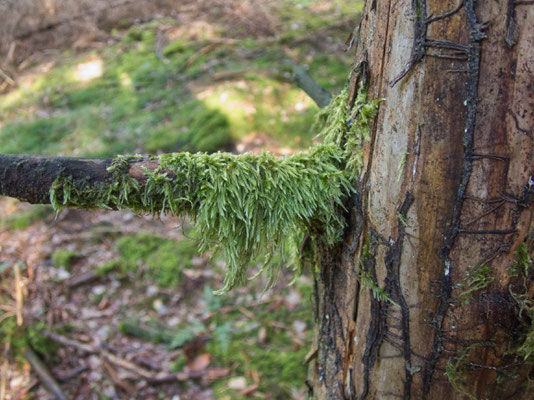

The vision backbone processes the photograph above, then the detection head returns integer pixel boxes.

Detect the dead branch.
[0,154,158,205]
[24,348,68,400]
[43,331,155,379]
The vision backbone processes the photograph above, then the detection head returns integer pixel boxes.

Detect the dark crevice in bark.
[316,242,347,399]
[391,0,472,87]
[505,0,519,47]
[421,0,484,396]
[390,0,428,87]
[383,193,415,400]
[357,231,388,400]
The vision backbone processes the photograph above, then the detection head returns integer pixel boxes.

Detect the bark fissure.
[357,232,388,400]
[383,193,415,400]
[422,0,485,396]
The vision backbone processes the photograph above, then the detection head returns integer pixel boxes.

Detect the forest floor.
[0,1,362,399]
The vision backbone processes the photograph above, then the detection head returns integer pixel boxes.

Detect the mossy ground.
[106,233,199,287]
[0,2,355,158]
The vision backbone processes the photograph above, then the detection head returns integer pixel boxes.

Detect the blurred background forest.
[0,1,362,399]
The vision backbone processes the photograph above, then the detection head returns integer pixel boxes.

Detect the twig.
[0,68,15,86]
[24,348,67,400]
[182,43,221,71]
[3,42,16,67]
[12,379,39,400]
[148,367,229,384]
[292,65,332,108]
[425,1,465,24]
[14,262,23,326]
[43,331,155,379]
[55,365,88,382]
[0,342,9,400]
[103,361,136,395]
[66,271,99,288]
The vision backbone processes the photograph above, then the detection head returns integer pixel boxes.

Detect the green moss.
[51,249,78,269]
[359,268,399,307]
[458,264,494,305]
[96,260,121,276]
[1,317,58,362]
[144,101,233,154]
[508,243,532,278]
[508,242,534,363]
[49,87,379,292]
[207,303,312,397]
[114,233,197,287]
[444,343,492,400]
[171,354,188,372]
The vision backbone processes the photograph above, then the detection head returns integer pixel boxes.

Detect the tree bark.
[0,154,158,205]
[1,2,533,399]
[310,1,533,399]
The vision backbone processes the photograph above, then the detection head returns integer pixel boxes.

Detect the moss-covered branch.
[0,87,381,292]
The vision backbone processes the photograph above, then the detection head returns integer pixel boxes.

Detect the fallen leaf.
[188,353,211,371]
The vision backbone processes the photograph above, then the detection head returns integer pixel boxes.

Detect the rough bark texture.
[310,0,533,399]
[0,154,157,205]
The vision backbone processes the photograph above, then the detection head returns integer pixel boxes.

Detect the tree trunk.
[310,1,533,399]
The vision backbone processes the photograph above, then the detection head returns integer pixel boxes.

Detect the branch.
[0,148,351,292]
[292,65,332,108]
[0,154,156,205]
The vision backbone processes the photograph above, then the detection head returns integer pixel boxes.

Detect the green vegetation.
[207,303,312,398]
[445,342,493,400]
[113,233,198,287]
[508,243,534,363]
[508,243,532,278]
[1,317,57,362]
[51,248,78,269]
[49,88,380,292]
[458,264,494,305]
[0,3,355,158]
[0,3,365,395]
[358,268,399,307]
[0,204,53,230]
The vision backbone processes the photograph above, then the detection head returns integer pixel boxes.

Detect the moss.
[508,243,532,278]
[144,101,233,154]
[458,264,494,305]
[49,86,379,292]
[207,303,313,398]
[114,233,197,287]
[445,342,494,400]
[96,260,121,276]
[508,242,534,363]
[1,317,58,362]
[50,249,78,269]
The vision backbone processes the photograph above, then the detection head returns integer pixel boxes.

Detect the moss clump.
[114,233,197,287]
[51,249,78,269]
[50,87,380,292]
[1,317,58,362]
[508,243,534,363]
[445,342,493,400]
